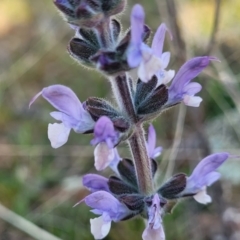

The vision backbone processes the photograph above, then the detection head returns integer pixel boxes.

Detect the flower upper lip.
[29,84,95,148]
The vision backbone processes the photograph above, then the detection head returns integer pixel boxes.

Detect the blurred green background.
[0,0,240,239]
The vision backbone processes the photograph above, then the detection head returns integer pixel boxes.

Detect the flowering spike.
[33,2,230,240]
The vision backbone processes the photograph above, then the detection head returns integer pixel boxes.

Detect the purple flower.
[83,191,131,239]
[91,116,119,148]
[29,85,94,148]
[168,56,218,107]
[142,194,165,240]
[81,186,166,239]
[182,152,229,204]
[128,5,217,108]
[79,152,228,239]
[147,125,162,159]
[79,159,167,239]
[128,4,174,83]
[91,116,120,171]
[83,174,110,193]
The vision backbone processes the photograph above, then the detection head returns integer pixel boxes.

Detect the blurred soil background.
[0,0,240,239]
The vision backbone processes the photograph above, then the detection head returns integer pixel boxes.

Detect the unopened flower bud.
[68,37,98,66]
[68,19,122,67]
[101,0,126,18]
[54,0,126,28]
[90,24,151,75]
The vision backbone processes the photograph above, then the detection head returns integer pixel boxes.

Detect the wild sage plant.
[30,1,229,239]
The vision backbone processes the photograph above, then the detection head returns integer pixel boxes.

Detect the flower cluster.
[127,4,217,108]
[30,1,230,240]
[78,151,229,239]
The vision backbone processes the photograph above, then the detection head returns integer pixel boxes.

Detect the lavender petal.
[91,116,119,148]
[94,143,115,171]
[147,124,157,158]
[184,152,229,196]
[190,152,229,184]
[42,85,83,120]
[147,125,162,159]
[168,57,217,104]
[161,52,171,69]
[108,148,122,173]
[143,194,165,240]
[151,23,169,58]
[84,191,130,221]
[83,174,110,192]
[142,225,165,240]
[183,82,202,96]
[90,216,111,240]
[47,123,71,148]
[50,111,94,133]
[128,4,145,68]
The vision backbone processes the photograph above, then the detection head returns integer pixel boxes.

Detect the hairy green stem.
[110,73,154,195]
[128,126,154,195]
[111,74,137,122]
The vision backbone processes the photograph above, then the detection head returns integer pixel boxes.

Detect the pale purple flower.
[83,191,131,239]
[147,124,162,159]
[91,116,119,148]
[182,152,229,204]
[128,4,174,83]
[81,181,166,239]
[168,56,218,107]
[29,85,94,148]
[128,5,217,108]
[91,116,120,171]
[79,153,229,239]
[142,194,165,240]
[83,174,110,193]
